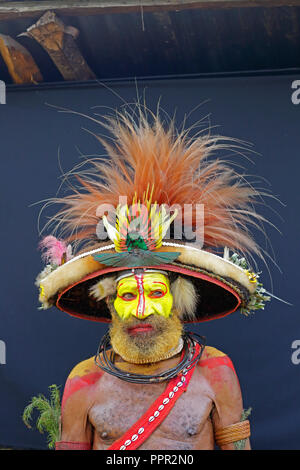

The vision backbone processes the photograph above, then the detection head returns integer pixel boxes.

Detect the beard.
[109,309,183,364]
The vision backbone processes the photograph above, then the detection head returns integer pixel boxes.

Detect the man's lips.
[127,324,154,335]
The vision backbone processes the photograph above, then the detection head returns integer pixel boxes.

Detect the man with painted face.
[36,109,273,450]
[55,267,250,450]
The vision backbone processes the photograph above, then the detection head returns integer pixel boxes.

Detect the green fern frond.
[50,384,61,411]
[23,402,37,429]
[22,384,61,449]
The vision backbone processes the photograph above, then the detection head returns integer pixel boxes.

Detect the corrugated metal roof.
[1,4,300,84]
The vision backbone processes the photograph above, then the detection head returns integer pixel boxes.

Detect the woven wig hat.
[36,108,271,323]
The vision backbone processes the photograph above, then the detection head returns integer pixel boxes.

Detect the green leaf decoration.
[22,384,61,449]
[229,253,271,315]
[234,407,252,450]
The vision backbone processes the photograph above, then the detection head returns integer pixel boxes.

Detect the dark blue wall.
[0,75,299,449]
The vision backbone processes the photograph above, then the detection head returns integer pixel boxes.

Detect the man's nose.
[131,301,154,319]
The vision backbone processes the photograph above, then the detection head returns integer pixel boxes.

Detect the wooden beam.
[20,11,96,81]
[0,33,43,84]
[0,0,300,21]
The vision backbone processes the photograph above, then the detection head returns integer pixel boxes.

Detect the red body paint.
[61,371,103,411]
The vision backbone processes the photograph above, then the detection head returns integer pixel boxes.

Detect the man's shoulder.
[67,356,99,380]
[198,345,237,376]
[197,346,242,405]
[61,356,104,410]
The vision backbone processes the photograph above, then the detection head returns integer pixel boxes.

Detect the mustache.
[113,313,174,331]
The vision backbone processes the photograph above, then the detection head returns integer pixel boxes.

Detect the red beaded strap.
[108,343,200,451]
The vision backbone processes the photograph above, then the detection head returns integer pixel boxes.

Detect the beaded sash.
[107,343,200,450]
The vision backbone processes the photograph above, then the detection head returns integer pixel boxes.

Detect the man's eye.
[149,290,164,298]
[121,292,136,300]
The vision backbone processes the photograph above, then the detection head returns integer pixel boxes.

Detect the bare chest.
[88,370,215,450]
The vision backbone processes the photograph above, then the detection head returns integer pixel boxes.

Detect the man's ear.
[105,294,114,306]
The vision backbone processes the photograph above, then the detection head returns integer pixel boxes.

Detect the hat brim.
[39,242,254,323]
[56,263,244,323]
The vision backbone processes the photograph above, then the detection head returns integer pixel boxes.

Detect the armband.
[55,441,91,450]
[214,420,250,447]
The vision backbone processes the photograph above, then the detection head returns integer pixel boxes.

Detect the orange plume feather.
[44,107,270,259]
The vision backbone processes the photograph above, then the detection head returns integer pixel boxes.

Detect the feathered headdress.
[36,107,272,322]
[46,110,265,256]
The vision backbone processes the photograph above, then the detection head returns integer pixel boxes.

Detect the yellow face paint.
[114,272,173,320]
[39,284,45,300]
